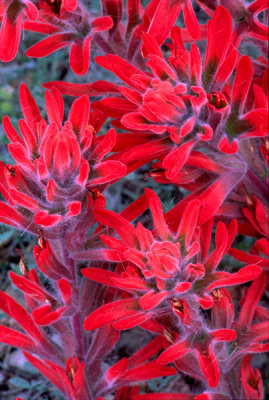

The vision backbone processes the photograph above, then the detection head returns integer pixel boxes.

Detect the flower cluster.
[0,1,268,399]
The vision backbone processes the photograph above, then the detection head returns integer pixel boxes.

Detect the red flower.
[81,189,261,330]
[0,84,126,235]
[24,2,113,75]
[87,6,267,158]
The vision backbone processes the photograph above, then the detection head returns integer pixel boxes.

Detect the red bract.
[81,189,263,388]
[0,0,113,72]
[47,6,268,229]
[0,0,38,62]
[0,83,126,236]
[88,7,268,156]
[0,0,268,399]
[24,2,113,75]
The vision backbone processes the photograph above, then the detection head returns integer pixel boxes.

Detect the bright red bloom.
[87,7,268,157]
[47,6,268,229]
[80,189,263,388]
[0,84,126,236]
[0,0,113,73]
[24,2,113,75]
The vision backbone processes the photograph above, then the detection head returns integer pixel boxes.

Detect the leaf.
[9,377,31,389]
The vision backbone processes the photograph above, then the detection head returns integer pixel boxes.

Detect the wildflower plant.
[0,0,268,399]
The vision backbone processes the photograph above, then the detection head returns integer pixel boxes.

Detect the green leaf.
[9,376,31,389]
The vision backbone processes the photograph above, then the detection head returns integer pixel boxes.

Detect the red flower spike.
[0,84,122,238]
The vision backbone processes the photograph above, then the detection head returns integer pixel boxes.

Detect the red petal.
[19,83,42,134]
[122,360,176,381]
[0,325,36,350]
[91,16,113,32]
[84,298,139,330]
[105,358,128,383]
[91,160,126,184]
[33,304,66,325]
[218,137,238,154]
[139,290,169,310]
[213,49,238,90]
[206,265,262,292]
[113,312,151,330]
[68,95,90,135]
[82,267,119,287]
[92,97,137,119]
[197,345,219,387]
[158,341,189,364]
[210,328,237,342]
[183,0,200,39]
[23,352,69,394]
[10,271,51,302]
[95,54,146,90]
[34,210,64,227]
[66,201,82,218]
[93,208,137,247]
[203,6,232,87]
[143,0,182,45]
[237,272,266,330]
[0,14,22,62]
[2,116,25,147]
[62,0,77,12]
[176,199,200,248]
[231,56,253,113]
[45,89,63,127]
[70,35,92,75]
[25,33,74,57]
[145,188,170,240]
[0,291,45,343]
